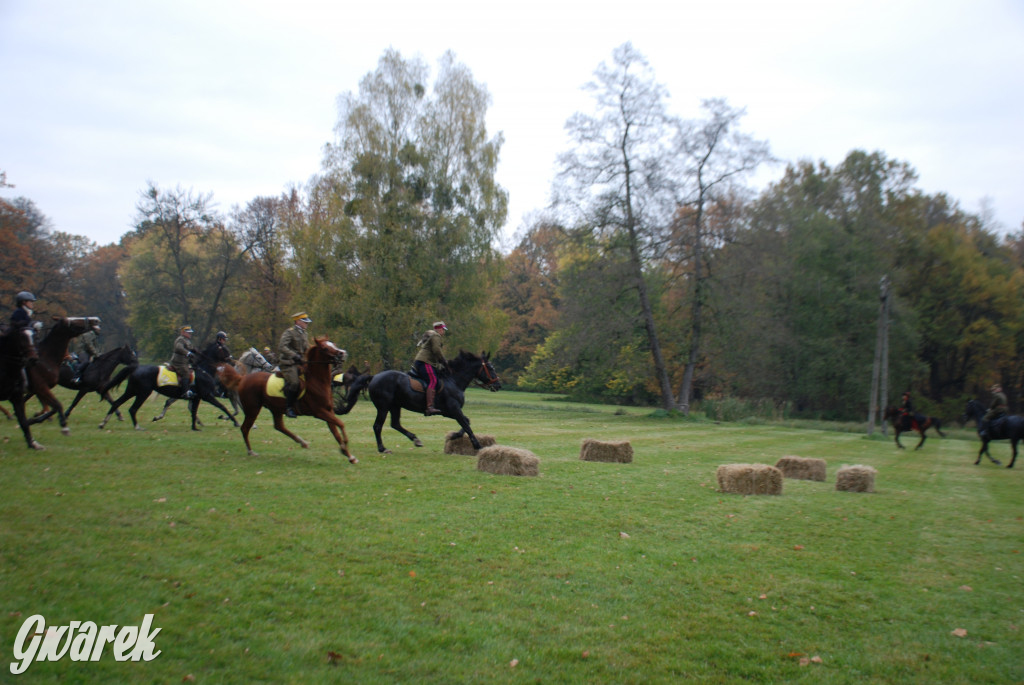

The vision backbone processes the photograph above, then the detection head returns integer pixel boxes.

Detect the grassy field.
[1,387,1021,684]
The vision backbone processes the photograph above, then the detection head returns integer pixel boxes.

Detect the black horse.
[0,325,42,449]
[882,406,946,450]
[963,399,1023,468]
[59,344,138,421]
[339,351,501,454]
[99,363,239,431]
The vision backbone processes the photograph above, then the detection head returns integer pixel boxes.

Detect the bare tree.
[555,42,679,410]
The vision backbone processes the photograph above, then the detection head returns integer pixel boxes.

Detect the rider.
[279,312,311,419]
[10,291,36,330]
[202,331,235,369]
[70,328,100,383]
[898,391,915,431]
[413,321,448,416]
[980,383,1008,439]
[169,326,196,399]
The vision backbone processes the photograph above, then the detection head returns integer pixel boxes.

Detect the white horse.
[236,347,276,375]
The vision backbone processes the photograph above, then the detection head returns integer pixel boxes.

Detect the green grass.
[1,388,1022,684]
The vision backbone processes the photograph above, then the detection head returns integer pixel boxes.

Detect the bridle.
[473,360,501,390]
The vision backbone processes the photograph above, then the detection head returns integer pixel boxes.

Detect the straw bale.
[476,445,540,477]
[716,463,783,495]
[579,438,633,463]
[774,455,827,482]
[444,431,496,456]
[835,464,877,493]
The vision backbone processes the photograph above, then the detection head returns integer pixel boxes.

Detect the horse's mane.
[216,362,242,392]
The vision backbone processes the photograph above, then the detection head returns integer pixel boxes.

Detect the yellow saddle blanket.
[157,365,192,388]
[266,373,305,399]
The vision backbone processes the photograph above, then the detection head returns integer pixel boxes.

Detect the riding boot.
[425,387,442,416]
[285,389,299,418]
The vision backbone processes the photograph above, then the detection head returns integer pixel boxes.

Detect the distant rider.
[279,312,311,418]
[413,321,448,416]
[980,383,1007,439]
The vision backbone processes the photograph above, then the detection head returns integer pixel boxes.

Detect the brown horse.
[883,406,946,450]
[0,325,42,449]
[25,316,102,434]
[218,336,357,463]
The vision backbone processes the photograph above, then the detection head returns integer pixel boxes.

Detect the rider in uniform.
[169,326,196,399]
[279,312,311,418]
[413,321,448,416]
[980,383,1008,439]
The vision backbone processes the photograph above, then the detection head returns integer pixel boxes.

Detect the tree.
[307,49,507,368]
[670,99,773,413]
[122,183,253,356]
[554,42,678,410]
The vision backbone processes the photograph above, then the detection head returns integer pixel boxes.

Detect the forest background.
[3,45,1022,423]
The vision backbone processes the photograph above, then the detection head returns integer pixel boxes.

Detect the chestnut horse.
[218,336,357,463]
[882,406,945,450]
[0,325,41,449]
[25,316,102,434]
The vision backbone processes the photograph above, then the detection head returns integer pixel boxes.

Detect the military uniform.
[278,313,311,417]
[413,321,448,415]
[169,327,195,397]
[981,385,1008,438]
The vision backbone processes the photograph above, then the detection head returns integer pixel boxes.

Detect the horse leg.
[271,410,309,449]
[1007,440,1018,469]
[151,397,175,422]
[64,390,87,418]
[387,406,422,448]
[99,389,131,429]
[444,405,481,450]
[894,428,904,449]
[312,408,358,464]
[240,404,261,456]
[373,406,390,454]
[201,397,240,428]
[30,387,69,435]
[976,439,1002,466]
[99,390,125,421]
[915,430,926,450]
[11,397,44,450]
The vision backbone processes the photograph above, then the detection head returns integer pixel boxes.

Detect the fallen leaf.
[951,628,968,638]
[810,655,823,664]
[327,651,343,665]
[619,532,630,538]
[510,658,519,668]
[793,545,804,551]
[959,585,973,592]
[799,657,810,666]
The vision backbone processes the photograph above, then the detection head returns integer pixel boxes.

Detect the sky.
[2,0,1023,248]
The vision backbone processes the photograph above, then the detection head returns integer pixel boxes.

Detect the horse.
[0,325,42,449]
[98,363,239,431]
[216,336,357,463]
[882,406,946,450]
[962,399,1024,468]
[58,344,138,421]
[332,363,372,415]
[149,345,245,424]
[24,316,102,434]
[338,350,501,454]
[237,347,275,375]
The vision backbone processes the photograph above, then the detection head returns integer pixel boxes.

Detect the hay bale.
[476,445,539,477]
[579,438,633,463]
[716,463,783,496]
[774,455,826,482]
[444,431,496,456]
[835,464,877,493]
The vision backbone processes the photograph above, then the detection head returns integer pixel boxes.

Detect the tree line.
[3,46,1021,422]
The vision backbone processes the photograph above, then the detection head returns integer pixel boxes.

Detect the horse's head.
[963,399,983,423]
[474,351,502,392]
[118,344,139,367]
[311,337,348,364]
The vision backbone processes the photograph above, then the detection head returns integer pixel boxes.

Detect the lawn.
[1,387,1021,684]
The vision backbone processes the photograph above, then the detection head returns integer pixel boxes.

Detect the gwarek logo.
[9,614,161,675]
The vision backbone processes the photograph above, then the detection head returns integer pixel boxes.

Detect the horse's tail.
[102,365,133,393]
[336,373,373,415]
[216,363,242,392]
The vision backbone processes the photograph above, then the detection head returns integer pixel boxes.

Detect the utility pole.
[868,275,891,435]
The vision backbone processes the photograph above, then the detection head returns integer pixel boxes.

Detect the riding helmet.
[16,291,36,304]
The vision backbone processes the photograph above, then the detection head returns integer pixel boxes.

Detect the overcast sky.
[2,0,1022,248]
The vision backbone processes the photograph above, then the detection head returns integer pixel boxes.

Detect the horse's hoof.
[30,441,44,451]
[413,438,423,447]
[61,428,70,436]
[192,427,202,432]
[135,426,144,431]
[300,440,310,449]
[347,454,359,464]
[993,460,1002,465]
[248,450,259,457]
[379,448,392,455]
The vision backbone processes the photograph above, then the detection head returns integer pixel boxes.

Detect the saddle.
[157,365,193,388]
[407,367,445,394]
[266,373,305,399]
